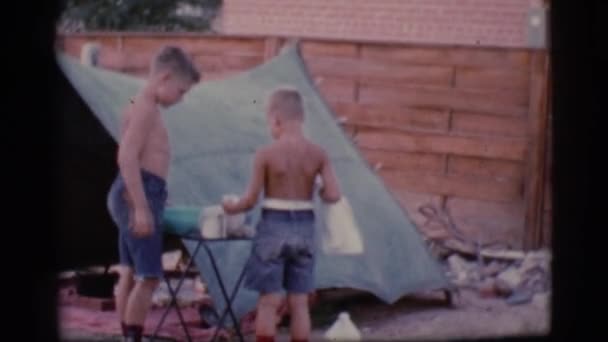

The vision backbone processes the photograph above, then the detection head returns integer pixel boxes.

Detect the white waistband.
[262,198,314,210]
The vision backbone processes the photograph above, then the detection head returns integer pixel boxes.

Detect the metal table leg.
[210,265,248,342]
[202,242,247,342]
[151,241,203,342]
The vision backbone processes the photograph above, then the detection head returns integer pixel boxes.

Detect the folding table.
[151,231,250,342]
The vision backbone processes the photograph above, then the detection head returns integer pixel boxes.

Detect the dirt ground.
[279,288,549,341]
[61,286,549,341]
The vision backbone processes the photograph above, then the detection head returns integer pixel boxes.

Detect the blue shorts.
[245,209,316,294]
[106,169,168,279]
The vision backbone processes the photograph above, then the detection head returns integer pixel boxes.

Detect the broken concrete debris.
[444,248,551,304]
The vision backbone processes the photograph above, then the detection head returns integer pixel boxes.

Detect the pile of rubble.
[418,203,551,309]
[151,249,211,308]
[150,276,211,309]
[442,246,551,309]
[57,250,212,310]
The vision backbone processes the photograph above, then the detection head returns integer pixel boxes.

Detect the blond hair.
[151,45,200,82]
[266,86,304,121]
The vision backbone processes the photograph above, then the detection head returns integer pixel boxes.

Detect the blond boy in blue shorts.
[223,87,341,342]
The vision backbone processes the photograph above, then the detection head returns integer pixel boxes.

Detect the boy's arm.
[319,150,341,203]
[222,149,266,214]
[117,107,153,235]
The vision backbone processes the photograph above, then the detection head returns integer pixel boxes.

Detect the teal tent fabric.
[56,45,449,324]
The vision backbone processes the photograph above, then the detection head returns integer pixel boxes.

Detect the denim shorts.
[244,209,316,294]
[106,169,168,279]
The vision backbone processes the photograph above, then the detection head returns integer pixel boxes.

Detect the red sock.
[256,335,275,342]
[120,322,128,337]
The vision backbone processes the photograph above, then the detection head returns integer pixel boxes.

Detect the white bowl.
[199,205,225,239]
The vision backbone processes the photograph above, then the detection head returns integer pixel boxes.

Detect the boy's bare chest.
[144,118,170,153]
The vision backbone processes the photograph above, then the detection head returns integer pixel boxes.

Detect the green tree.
[59,0,222,32]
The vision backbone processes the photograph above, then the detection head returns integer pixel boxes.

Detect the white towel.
[321,197,364,255]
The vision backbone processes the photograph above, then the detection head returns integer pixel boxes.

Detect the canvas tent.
[56,45,450,323]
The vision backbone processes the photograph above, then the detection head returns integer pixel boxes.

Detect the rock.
[162,250,183,271]
[505,287,534,305]
[521,269,547,292]
[529,248,552,262]
[425,227,451,240]
[448,254,470,272]
[152,291,171,307]
[520,250,551,275]
[477,278,498,298]
[448,254,474,286]
[177,297,191,308]
[429,241,451,259]
[194,276,206,293]
[182,278,194,288]
[495,279,513,296]
[481,260,506,277]
[467,269,482,284]
[443,238,477,256]
[480,249,526,261]
[496,267,524,290]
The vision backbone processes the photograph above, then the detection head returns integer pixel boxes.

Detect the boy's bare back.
[262,136,326,200]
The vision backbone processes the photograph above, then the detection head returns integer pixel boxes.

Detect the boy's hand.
[131,206,154,238]
[221,197,239,214]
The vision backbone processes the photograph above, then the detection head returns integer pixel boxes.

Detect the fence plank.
[193,54,264,72]
[523,51,550,250]
[447,155,525,182]
[359,83,528,116]
[356,128,528,161]
[455,66,530,91]
[331,102,450,133]
[316,78,357,102]
[380,170,522,202]
[444,196,526,248]
[451,111,528,137]
[300,41,359,57]
[361,45,531,69]
[360,149,445,173]
[120,36,266,56]
[306,57,453,85]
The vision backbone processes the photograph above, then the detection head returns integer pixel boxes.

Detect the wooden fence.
[56,32,551,250]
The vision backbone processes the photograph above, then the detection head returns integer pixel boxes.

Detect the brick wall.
[56,33,550,249]
[221,0,546,49]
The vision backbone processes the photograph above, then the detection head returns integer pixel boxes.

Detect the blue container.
[162,206,200,235]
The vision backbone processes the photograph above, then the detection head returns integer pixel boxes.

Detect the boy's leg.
[122,247,162,342]
[108,183,137,337]
[283,224,315,342]
[287,294,311,342]
[125,176,167,340]
[115,265,135,334]
[256,293,283,339]
[124,277,160,325]
[121,206,164,340]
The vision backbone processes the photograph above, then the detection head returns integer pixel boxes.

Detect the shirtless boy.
[106,46,199,342]
[222,86,341,342]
